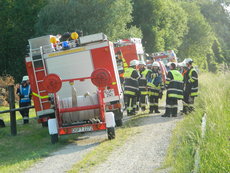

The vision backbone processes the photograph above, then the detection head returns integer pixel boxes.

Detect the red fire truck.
[114,38,144,65]
[26,33,124,143]
[152,50,177,65]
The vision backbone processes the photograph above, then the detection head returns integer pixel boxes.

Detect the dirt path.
[91,114,181,173]
[24,107,182,173]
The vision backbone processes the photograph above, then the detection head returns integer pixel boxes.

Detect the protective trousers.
[19,102,30,124]
[183,91,195,114]
[149,96,159,113]
[124,94,137,116]
[165,97,178,117]
[139,94,147,111]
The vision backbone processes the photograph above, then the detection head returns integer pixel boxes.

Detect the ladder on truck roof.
[30,47,49,114]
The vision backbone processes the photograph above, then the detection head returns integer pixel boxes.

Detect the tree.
[35,0,141,41]
[199,0,230,64]
[177,2,216,70]
[0,0,47,82]
[132,0,188,53]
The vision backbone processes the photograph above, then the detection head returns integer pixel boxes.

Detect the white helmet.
[184,58,193,64]
[152,61,160,67]
[178,62,186,67]
[22,76,29,82]
[130,60,139,66]
[139,60,146,65]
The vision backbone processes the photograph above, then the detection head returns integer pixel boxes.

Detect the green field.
[164,72,230,173]
[0,107,78,173]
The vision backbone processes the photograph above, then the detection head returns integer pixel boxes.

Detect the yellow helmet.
[71,32,79,40]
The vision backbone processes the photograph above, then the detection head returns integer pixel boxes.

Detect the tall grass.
[164,72,230,172]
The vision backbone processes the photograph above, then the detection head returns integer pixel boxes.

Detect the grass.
[0,103,150,173]
[0,106,78,173]
[163,72,230,173]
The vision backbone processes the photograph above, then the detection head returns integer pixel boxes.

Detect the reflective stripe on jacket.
[139,69,151,95]
[124,67,139,96]
[147,71,162,97]
[166,70,184,99]
[188,68,198,97]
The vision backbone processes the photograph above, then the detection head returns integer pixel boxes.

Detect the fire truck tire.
[51,134,59,144]
[42,122,48,127]
[107,127,115,140]
[112,109,123,127]
[115,119,123,127]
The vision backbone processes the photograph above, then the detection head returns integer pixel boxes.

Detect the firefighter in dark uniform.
[147,62,163,114]
[183,58,198,114]
[138,60,151,111]
[17,76,32,124]
[162,62,184,117]
[124,60,140,116]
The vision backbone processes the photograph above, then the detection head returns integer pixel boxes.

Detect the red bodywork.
[25,40,122,134]
[114,44,139,65]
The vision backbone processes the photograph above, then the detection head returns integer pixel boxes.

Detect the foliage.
[35,0,142,41]
[132,0,188,53]
[1,0,230,81]
[0,0,47,82]
[177,2,216,70]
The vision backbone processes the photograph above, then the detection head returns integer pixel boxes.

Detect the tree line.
[0,0,230,82]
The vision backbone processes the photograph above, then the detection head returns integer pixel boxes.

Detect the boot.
[141,106,146,111]
[154,107,160,113]
[23,119,29,124]
[161,114,170,117]
[149,106,154,114]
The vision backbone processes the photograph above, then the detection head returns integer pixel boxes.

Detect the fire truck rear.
[25,33,124,143]
[114,38,144,65]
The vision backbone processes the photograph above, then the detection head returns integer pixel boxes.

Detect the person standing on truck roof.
[162,62,184,117]
[182,58,198,114]
[124,60,140,116]
[147,62,163,114]
[138,60,152,111]
[17,76,32,124]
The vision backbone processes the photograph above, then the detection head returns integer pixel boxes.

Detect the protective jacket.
[17,84,32,103]
[166,70,184,99]
[184,67,198,97]
[124,67,139,96]
[138,68,151,95]
[147,69,162,97]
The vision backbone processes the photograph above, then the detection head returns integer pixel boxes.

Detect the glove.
[19,94,24,98]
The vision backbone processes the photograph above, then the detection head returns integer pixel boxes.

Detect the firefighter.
[116,51,128,85]
[17,76,32,124]
[162,62,184,117]
[178,60,188,76]
[147,62,162,114]
[138,60,152,111]
[124,60,140,116]
[182,58,198,114]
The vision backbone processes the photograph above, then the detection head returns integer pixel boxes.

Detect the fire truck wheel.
[42,122,48,127]
[51,134,59,144]
[115,119,123,127]
[107,127,115,140]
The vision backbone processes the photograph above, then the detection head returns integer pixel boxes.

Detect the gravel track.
[91,114,182,173]
[24,109,182,173]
